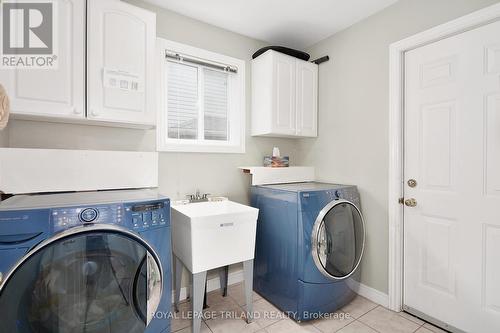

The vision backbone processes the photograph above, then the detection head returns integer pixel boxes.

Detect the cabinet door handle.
[73,107,82,115]
[91,109,99,117]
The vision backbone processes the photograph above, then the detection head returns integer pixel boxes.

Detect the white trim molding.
[357,283,390,308]
[388,3,500,312]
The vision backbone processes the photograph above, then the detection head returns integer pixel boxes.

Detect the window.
[157,39,246,153]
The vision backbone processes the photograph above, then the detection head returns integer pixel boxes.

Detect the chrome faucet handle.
[202,193,211,199]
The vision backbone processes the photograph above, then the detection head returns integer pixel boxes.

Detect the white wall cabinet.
[252,50,318,137]
[1,0,156,128]
[0,0,85,120]
[87,0,156,127]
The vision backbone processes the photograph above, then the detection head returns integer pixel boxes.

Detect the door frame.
[387,3,500,312]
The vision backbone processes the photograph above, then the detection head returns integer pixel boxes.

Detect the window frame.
[157,39,246,153]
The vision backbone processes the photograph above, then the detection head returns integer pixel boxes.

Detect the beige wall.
[300,0,499,294]
[7,120,156,151]
[0,126,8,147]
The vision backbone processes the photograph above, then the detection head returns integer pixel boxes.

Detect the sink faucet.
[187,190,210,203]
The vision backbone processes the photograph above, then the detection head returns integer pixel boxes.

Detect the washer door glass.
[0,230,162,333]
[312,201,365,279]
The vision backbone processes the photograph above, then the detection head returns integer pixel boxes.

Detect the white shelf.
[0,148,158,194]
[239,166,315,185]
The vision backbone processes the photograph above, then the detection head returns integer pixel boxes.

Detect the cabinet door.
[0,0,85,119]
[296,60,318,137]
[271,53,296,135]
[87,0,156,126]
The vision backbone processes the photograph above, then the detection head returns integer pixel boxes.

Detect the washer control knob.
[334,190,341,199]
[80,208,98,223]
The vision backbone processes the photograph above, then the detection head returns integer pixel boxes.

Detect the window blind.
[167,62,199,140]
[203,68,228,141]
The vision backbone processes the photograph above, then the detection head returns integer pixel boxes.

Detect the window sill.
[157,142,245,154]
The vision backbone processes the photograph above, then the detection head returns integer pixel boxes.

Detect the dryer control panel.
[50,199,170,233]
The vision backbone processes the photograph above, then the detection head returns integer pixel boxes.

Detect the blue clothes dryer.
[251,182,365,321]
[0,189,172,333]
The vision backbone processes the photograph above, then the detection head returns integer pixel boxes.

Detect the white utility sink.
[171,198,259,274]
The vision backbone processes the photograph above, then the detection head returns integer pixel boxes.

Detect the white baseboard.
[171,269,245,303]
[171,269,389,309]
[357,283,390,308]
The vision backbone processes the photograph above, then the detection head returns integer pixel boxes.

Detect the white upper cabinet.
[87,0,156,127]
[1,0,156,128]
[0,0,85,119]
[252,50,318,138]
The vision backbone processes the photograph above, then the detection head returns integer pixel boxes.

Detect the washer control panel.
[50,199,170,232]
[127,202,168,230]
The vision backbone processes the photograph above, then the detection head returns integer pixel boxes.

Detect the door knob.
[404,198,417,207]
[407,179,417,188]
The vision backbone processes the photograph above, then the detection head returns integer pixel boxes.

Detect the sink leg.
[219,265,229,297]
[187,274,191,301]
[203,279,208,309]
[243,259,254,323]
[174,256,183,312]
[191,271,207,333]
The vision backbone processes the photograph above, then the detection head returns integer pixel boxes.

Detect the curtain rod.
[165,51,238,74]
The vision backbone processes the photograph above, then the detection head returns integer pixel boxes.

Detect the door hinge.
[398,197,404,204]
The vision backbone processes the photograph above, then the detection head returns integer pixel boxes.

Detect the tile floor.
[171,283,448,333]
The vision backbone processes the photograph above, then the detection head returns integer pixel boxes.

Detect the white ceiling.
[144,0,398,49]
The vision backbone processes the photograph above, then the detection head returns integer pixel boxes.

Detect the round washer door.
[311,200,365,280]
[0,224,162,333]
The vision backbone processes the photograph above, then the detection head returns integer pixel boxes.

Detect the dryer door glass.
[0,230,162,333]
[312,201,365,279]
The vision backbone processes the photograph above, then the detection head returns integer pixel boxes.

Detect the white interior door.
[404,19,500,333]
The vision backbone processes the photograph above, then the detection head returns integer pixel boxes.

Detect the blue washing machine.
[0,189,172,333]
[251,182,365,321]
